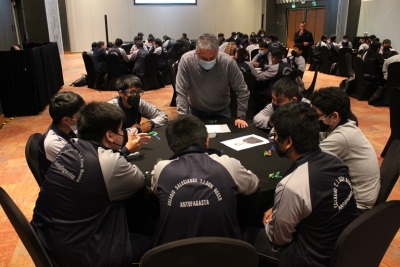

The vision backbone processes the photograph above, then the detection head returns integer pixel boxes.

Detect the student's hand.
[125,132,151,153]
[235,119,248,128]
[303,42,309,46]
[251,61,260,67]
[263,208,273,226]
[140,121,152,132]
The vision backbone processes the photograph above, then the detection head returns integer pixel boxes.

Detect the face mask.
[343,40,348,43]
[291,50,297,57]
[199,59,216,70]
[127,95,140,109]
[272,103,280,111]
[69,125,78,133]
[273,139,287,158]
[318,119,332,132]
[259,51,265,56]
[112,132,124,149]
[260,34,264,37]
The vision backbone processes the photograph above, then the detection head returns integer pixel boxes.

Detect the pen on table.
[153,135,160,140]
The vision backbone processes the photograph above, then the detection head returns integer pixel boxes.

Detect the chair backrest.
[82,52,97,89]
[345,52,354,77]
[25,133,45,187]
[383,62,400,106]
[250,49,259,61]
[121,43,133,55]
[375,140,400,206]
[168,58,177,107]
[242,72,256,118]
[142,53,160,91]
[105,53,123,90]
[139,237,259,267]
[336,48,352,77]
[389,87,400,133]
[329,201,400,267]
[319,46,332,74]
[303,61,320,99]
[166,50,176,61]
[0,187,53,267]
[350,57,366,98]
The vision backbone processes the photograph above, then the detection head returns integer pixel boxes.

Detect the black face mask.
[272,103,280,111]
[318,119,331,132]
[273,139,287,158]
[127,95,140,109]
[291,50,297,57]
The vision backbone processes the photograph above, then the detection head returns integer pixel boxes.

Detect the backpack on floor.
[70,74,87,87]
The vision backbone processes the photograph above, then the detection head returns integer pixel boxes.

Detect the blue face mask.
[259,51,265,56]
[199,59,216,70]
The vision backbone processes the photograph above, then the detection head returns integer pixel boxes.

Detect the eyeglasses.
[123,89,144,97]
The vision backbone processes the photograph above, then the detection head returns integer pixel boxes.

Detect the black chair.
[329,201,400,267]
[105,53,123,90]
[25,133,45,187]
[345,52,355,77]
[230,72,256,118]
[139,237,259,267]
[172,43,184,61]
[141,53,160,91]
[122,43,133,55]
[375,140,400,206]
[381,87,400,157]
[336,48,352,77]
[162,51,176,86]
[319,46,333,74]
[349,57,380,100]
[250,49,259,61]
[0,187,53,267]
[168,59,177,107]
[381,62,400,106]
[303,61,321,99]
[82,51,100,89]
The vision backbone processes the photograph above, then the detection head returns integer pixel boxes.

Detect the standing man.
[176,33,249,128]
[294,21,314,63]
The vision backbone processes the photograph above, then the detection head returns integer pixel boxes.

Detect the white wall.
[357,0,400,49]
[66,0,263,52]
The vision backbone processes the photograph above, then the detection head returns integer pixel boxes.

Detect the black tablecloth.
[131,118,291,191]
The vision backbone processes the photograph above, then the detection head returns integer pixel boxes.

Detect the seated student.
[254,50,292,112]
[86,42,98,57]
[362,41,384,81]
[383,51,400,80]
[226,31,237,43]
[310,87,380,213]
[283,43,305,72]
[147,37,155,54]
[108,74,167,137]
[92,41,107,75]
[327,34,340,62]
[358,36,369,57]
[246,102,358,267]
[315,35,328,51]
[217,33,225,46]
[153,38,168,70]
[380,39,395,60]
[32,102,151,266]
[235,48,261,80]
[151,115,259,247]
[241,34,250,49]
[108,38,130,74]
[131,42,149,76]
[254,77,309,129]
[38,92,85,178]
[246,37,259,57]
[129,36,144,59]
[266,33,284,53]
[339,34,353,49]
[251,42,271,69]
[223,42,238,58]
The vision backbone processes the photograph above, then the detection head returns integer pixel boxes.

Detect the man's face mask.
[127,94,140,108]
[199,59,216,70]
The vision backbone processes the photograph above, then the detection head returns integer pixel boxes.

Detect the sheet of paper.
[221,134,270,151]
[205,124,231,133]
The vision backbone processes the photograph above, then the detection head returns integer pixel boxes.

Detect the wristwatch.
[237,115,246,120]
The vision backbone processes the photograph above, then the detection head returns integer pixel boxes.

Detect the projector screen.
[134,0,196,4]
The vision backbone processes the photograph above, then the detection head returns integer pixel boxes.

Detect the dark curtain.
[0,42,64,117]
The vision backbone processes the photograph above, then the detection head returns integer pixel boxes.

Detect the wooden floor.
[0,53,398,266]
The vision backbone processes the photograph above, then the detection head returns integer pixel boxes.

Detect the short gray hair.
[196,33,219,53]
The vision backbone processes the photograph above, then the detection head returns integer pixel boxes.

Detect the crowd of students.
[30,31,382,267]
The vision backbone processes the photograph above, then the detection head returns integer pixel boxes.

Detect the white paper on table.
[205,124,231,133]
[221,134,270,151]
